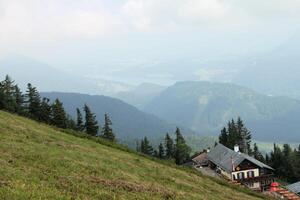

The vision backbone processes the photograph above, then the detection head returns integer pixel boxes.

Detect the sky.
[1,0,300,85]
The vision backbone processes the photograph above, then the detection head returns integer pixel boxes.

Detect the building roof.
[207,143,273,173]
[192,152,208,164]
[286,182,300,194]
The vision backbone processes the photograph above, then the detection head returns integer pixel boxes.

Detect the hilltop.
[0,111,269,199]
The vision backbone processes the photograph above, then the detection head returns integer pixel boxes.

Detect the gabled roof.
[286,182,300,194]
[207,143,273,173]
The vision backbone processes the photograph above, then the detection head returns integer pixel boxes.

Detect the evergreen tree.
[40,98,52,124]
[236,117,252,154]
[253,143,264,162]
[140,137,153,155]
[0,75,16,112]
[294,145,300,180]
[76,108,84,131]
[270,144,285,179]
[220,117,252,155]
[51,99,67,128]
[0,81,4,110]
[174,128,191,165]
[14,85,25,114]
[164,133,174,159]
[102,113,115,142]
[84,104,99,136]
[282,144,296,182]
[25,83,41,120]
[227,119,238,149]
[158,143,165,159]
[265,153,270,165]
[219,127,228,146]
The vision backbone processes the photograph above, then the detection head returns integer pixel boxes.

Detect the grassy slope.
[0,111,270,200]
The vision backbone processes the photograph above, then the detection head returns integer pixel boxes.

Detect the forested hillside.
[41,92,191,139]
[144,81,300,141]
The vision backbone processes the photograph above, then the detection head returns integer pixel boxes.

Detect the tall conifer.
[76,108,84,131]
[174,128,191,165]
[102,113,115,141]
[84,104,99,136]
[164,133,174,159]
[51,99,67,128]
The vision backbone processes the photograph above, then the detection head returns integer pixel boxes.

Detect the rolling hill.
[41,92,191,141]
[0,111,269,199]
[144,81,300,142]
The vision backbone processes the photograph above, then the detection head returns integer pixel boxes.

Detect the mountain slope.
[0,111,267,199]
[41,92,188,140]
[113,83,166,109]
[144,81,300,142]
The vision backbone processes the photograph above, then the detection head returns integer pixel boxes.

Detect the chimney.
[234,145,239,153]
[206,148,210,153]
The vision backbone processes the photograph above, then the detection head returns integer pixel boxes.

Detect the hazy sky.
[1,0,300,84]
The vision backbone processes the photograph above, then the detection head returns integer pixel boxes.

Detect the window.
[247,171,254,178]
[232,174,236,180]
[247,182,254,187]
[237,172,244,180]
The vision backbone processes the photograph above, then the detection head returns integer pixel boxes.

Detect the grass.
[0,111,272,200]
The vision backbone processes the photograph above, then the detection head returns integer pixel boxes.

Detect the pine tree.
[158,143,165,159]
[219,127,228,146]
[0,81,5,110]
[40,98,52,124]
[102,113,115,142]
[174,128,191,165]
[164,133,174,159]
[84,104,99,136]
[140,137,153,156]
[76,108,84,131]
[51,99,67,128]
[236,117,252,154]
[25,83,41,120]
[14,85,25,114]
[221,117,252,155]
[294,145,300,180]
[227,119,238,149]
[253,143,264,162]
[270,144,285,179]
[282,144,295,182]
[0,75,16,112]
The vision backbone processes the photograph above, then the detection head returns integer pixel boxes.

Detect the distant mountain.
[0,55,133,95]
[113,83,166,109]
[233,35,300,99]
[144,81,300,142]
[41,92,190,140]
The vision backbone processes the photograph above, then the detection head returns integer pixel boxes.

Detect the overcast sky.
[1,0,300,84]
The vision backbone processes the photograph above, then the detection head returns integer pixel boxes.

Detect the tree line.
[0,75,115,141]
[266,144,300,183]
[219,117,300,183]
[137,127,191,165]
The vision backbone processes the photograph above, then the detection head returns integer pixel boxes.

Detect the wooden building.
[207,143,274,191]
